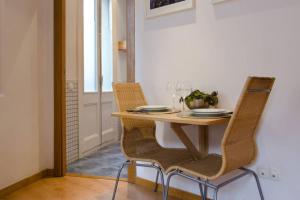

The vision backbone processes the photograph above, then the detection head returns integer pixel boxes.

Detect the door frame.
[54,0,67,177]
[53,0,136,179]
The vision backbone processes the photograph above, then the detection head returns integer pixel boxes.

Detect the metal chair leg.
[199,183,204,199]
[198,178,205,198]
[213,189,219,200]
[158,167,166,199]
[154,170,160,192]
[252,171,265,200]
[203,184,208,200]
[112,161,129,200]
[241,168,264,200]
[164,171,178,200]
[131,163,165,199]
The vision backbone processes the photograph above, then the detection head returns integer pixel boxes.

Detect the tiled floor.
[67,142,128,178]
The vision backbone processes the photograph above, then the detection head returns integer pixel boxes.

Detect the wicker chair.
[112,83,194,200]
[164,77,275,200]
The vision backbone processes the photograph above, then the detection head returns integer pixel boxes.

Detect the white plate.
[137,105,169,111]
[191,108,228,114]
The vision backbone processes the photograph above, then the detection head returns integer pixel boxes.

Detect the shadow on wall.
[144,8,196,31]
[158,122,225,154]
[213,0,300,19]
[0,0,38,74]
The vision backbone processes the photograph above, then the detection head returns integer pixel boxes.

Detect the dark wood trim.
[125,0,137,182]
[0,169,54,197]
[54,0,67,177]
[126,0,135,82]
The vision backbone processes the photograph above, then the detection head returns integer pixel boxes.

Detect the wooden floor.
[1,176,178,200]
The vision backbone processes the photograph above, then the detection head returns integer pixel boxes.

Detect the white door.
[101,92,117,143]
[78,0,117,157]
[78,0,101,157]
[101,0,117,143]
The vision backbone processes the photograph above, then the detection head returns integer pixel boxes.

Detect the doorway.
[64,0,127,178]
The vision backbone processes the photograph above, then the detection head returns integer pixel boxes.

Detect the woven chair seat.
[166,154,222,180]
[123,135,195,171]
[126,142,195,171]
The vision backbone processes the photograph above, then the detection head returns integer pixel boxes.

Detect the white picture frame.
[146,0,195,18]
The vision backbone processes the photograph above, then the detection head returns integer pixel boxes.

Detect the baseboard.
[135,177,207,200]
[0,169,54,197]
[66,173,127,182]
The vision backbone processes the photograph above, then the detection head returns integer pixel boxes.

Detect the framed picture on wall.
[146,0,195,18]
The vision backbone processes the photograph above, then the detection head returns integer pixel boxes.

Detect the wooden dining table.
[112,111,230,160]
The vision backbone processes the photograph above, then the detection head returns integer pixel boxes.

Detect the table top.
[112,112,230,126]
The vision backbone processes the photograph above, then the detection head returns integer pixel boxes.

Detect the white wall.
[66,0,79,81]
[136,0,300,199]
[0,0,54,189]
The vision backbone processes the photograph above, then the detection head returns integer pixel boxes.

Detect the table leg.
[198,126,209,158]
[128,161,136,183]
[171,123,202,160]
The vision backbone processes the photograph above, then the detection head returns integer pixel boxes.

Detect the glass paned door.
[79,0,117,156]
[101,0,113,92]
[79,0,101,156]
[84,0,98,93]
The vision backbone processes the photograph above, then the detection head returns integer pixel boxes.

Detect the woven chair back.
[113,83,155,130]
[220,77,275,175]
[113,83,157,157]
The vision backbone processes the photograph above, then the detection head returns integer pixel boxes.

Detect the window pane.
[84,0,98,92]
[101,0,113,92]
